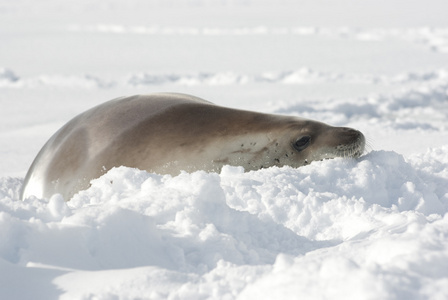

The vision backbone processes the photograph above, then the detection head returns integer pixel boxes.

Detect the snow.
[1,0,448,299]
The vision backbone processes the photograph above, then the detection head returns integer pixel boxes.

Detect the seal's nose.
[340,127,362,137]
[334,127,365,154]
[339,128,364,141]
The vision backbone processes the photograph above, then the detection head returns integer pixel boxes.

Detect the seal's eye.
[293,136,311,152]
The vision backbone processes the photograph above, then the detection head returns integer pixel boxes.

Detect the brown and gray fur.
[21,93,365,201]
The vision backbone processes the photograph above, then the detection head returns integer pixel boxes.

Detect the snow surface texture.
[1,0,448,299]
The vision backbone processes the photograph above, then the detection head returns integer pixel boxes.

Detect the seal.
[21,93,365,201]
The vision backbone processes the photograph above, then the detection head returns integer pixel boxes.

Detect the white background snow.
[1,0,448,299]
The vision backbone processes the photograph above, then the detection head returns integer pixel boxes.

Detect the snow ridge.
[69,25,448,53]
[273,79,448,129]
[2,67,447,88]
[0,68,113,89]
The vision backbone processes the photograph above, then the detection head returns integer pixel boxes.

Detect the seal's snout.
[332,127,365,158]
[348,128,365,157]
[341,127,362,137]
[339,127,365,143]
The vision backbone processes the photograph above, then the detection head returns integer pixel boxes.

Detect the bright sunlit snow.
[1,0,447,299]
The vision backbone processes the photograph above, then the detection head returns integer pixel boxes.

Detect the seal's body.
[21,93,365,201]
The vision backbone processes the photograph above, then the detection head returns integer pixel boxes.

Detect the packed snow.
[1,0,447,299]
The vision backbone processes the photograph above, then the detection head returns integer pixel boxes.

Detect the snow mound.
[1,148,447,298]
[0,68,19,85]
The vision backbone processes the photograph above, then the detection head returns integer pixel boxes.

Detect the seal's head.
[181,111,365,172]
[282,121,365,167]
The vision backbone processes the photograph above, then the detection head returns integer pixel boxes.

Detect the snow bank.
[1,147,447,299]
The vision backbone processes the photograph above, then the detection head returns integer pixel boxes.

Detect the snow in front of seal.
[1,0,448,299]
[1,150,448,299]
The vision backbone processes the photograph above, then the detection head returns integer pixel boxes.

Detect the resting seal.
[21,93,365,201]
